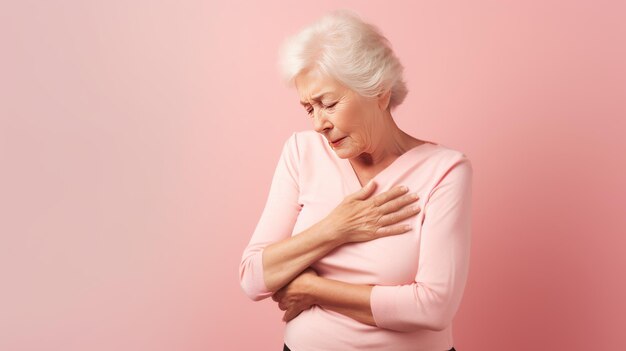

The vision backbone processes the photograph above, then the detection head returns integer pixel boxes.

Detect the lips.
[331,137,345,143]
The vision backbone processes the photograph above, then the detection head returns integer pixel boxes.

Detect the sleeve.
[369,155,473,332]
[238,132,302,301]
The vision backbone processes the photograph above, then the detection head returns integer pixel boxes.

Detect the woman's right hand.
[322,180,421,244]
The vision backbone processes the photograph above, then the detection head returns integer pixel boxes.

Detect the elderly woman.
[239,9,471,351]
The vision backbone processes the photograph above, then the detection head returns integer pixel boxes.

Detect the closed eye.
[305,102,338,116]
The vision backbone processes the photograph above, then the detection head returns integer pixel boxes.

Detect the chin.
[333,147,353,159]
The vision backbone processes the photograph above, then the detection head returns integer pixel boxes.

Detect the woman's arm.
[271,268,375,325]
[264,182,418,293]
[308,276,375,326]
[239,133,307,301]
[262,220,343,292]
[239,133,348,297]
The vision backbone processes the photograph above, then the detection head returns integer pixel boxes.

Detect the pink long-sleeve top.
[239,130,473,351]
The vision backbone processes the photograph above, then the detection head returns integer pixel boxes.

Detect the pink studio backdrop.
[1,0,624,350]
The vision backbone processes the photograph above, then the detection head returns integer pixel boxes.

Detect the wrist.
[306,275,323,305]
[317,219,347,246]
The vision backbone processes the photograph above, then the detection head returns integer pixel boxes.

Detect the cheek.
[339,117,366,142]
[336,107,364,131]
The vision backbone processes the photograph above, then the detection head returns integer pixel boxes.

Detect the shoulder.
[290,130,322,147]
[426,142,473,173]
[420,143,473,192]
[278,130,327,165]
[286,130,328,157]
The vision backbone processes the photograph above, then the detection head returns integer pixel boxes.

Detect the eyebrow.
[299,91,334,105]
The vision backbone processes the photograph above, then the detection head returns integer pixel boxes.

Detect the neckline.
[325,137,437,192]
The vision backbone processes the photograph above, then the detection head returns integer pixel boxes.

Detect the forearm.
[263,219,344,292]
[310,276,376,326]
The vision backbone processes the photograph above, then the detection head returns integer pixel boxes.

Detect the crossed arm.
[257,215,377,325]
[271,268,376,325]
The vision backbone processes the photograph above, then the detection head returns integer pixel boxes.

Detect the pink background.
[1,0,625,350]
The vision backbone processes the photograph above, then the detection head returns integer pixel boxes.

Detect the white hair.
[276,9,408,111]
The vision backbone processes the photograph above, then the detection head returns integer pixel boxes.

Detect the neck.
[351,110,418,169]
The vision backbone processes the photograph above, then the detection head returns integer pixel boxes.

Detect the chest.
[293,180,423,285]
[349,160,397,189]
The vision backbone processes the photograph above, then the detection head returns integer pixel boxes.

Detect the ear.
[377,89,392,112]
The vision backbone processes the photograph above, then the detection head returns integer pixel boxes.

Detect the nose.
[312,109,332,134]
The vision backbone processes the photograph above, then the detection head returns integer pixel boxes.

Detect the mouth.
[330,137,346,146]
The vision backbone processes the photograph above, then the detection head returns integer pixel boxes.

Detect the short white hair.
[277,9,408,111]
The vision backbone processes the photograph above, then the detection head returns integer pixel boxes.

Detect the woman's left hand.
[272,267,319,322]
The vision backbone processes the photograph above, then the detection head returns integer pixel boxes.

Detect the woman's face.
[295,68,387,159]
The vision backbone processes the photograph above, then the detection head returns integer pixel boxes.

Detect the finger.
[374,223,415,237]
[351,179,377,200]
[369,185,409,207]
[283,309,302,322]
[377,192,420,215]
[278,301,287,311]
[377,204,421,228]
[272,291,283,302]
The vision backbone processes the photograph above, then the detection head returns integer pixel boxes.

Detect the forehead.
[295,69,345,103]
